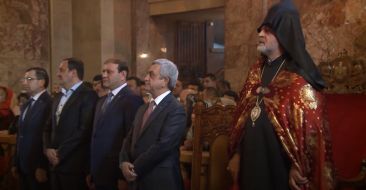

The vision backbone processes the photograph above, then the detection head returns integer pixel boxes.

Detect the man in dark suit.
[88,59,143,190]
[44,58,98,190]
[12,67,52,190]
[120,59,187,190]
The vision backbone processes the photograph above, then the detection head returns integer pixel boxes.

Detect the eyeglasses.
[21,77,39,82]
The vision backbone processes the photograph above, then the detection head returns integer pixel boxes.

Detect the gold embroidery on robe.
[300,84,318,110]
[229,61,335,190]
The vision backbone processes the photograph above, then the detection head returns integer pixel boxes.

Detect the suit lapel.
[22,92,50,127]
[59,84,85,119]
[24,93,42,122]
[132,104,147,147]
[19,100,30,126]
[137,93,173,139]
[95,86,130,128]
[105,87,129,114]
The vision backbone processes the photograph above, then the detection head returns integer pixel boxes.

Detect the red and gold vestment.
[230,61,335,190]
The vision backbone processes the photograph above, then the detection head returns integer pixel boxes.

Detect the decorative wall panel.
[0,0,49,92]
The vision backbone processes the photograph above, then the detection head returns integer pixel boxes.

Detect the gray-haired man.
[120,59,187,190]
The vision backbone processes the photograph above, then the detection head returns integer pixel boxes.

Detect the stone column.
[50,0,73,87]
[72,0,101,82]
[224,0,266,91]
[113,0,132,64]
[101,0,133,68]
[132,0,153,78]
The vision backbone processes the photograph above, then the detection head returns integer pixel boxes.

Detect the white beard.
[257,44,271,56]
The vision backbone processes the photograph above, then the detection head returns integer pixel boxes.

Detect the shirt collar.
[152,90,171,106]
[31,89,46,101]
[110,83,127,96]
[61,81,83,95]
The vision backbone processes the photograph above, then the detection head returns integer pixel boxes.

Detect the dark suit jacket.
[14,91,52,174]
[120,93,187,190]
[44,83,98,174]
[91,86,143,186]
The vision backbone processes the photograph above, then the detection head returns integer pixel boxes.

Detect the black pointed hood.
[258,0,326,90]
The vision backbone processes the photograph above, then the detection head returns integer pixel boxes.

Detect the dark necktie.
[22,98,35,121]
[141,101,155,130]
[101,92,114,113]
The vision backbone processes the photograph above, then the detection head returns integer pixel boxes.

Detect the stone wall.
[301,0,366,62]
[72,0,101,82]
[225,0,366,92]
[132,0,154,78]
[133,0,225,79]
[50,0,133,84]
[0,0,49,92]
[2,0,363,94]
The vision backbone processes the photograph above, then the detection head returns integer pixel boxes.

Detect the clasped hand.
[120,162,137,182]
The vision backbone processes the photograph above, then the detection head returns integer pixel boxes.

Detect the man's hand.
[11,166,19,178]
[35,168,48,183]
[289,165,309,190]
[86,174,95,189]
[227,153,240,183]
[45,148,59,166]
[120,162,137,182]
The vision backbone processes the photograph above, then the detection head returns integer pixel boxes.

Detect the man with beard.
[227,1,335,190]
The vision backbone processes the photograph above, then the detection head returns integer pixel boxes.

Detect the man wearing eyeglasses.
[12,67,52,190]
[44,58,98,190]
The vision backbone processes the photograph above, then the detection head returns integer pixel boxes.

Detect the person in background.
[139,82,152,104]
[0,86,15,179]
[216,79,232,97]
[202,87,221,107]
[51,83,61,98]
[220,90,238,106]
[0,86,15,130]
[9,92,30,134]
[202,73,217,90]
[17,93,30,108]
[92,74,109,98]
[186,79,202,92]
[127,76,143,97]
[173,79,184,101]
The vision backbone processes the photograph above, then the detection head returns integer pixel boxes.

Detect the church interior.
[0,0,365,189]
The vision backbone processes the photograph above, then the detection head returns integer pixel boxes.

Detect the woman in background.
[0,86,16,181]
[0,86,15,131]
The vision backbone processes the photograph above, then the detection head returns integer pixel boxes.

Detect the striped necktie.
[141,101,155,129]
[101,92,114,113]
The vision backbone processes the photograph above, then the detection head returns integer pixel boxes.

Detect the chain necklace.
[250,59,286,127]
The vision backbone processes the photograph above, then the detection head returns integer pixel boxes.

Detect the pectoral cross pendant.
[250,103,261,127]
